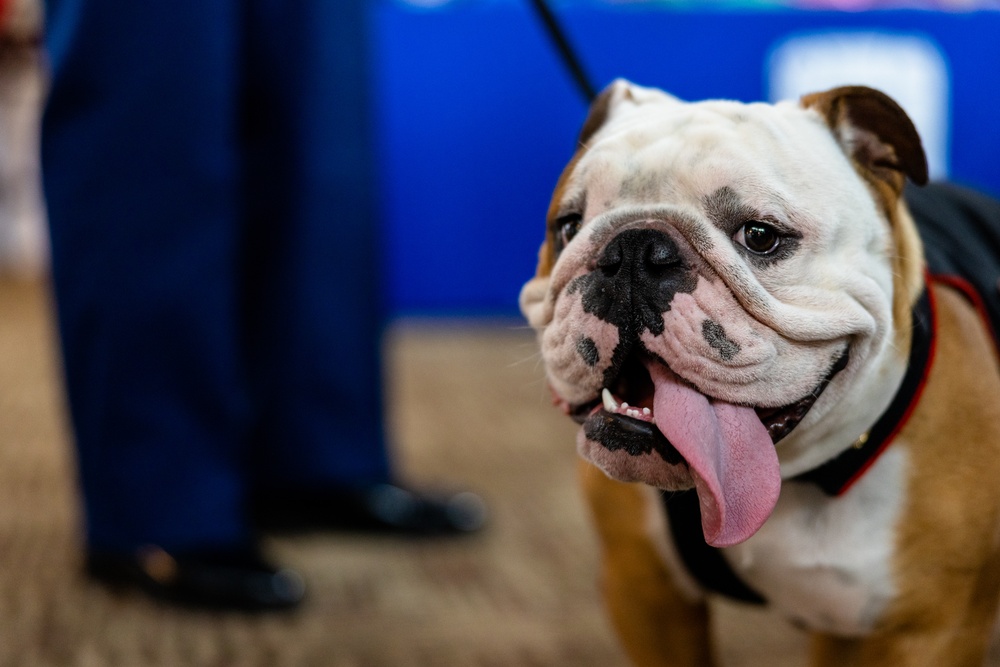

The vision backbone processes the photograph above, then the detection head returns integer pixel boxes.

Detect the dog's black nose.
[577,228,695,336]
[597,228,683,282]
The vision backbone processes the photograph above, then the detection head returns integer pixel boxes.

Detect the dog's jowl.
[521,79,1000,665]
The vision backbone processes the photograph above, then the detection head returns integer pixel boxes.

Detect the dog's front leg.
[580,461,716,667]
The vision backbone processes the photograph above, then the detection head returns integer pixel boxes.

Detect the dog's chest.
[718,445,909,636]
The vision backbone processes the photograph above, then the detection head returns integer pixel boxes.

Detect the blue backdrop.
[371,1,1000,317]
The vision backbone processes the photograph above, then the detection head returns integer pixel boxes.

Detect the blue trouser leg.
[43,0,391,552]
[241,0,392,489]
[42,0,251,552]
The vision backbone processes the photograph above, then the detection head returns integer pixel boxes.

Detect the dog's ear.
[805,86,927,333]
[801,86,928,196]
[576,82,618,145]
[578,79,681,145]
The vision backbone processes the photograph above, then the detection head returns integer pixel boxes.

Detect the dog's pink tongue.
[646,359,780,547]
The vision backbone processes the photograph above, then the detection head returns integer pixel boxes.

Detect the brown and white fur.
[520,80,1000,665]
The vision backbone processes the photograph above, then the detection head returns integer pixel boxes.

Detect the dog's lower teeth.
[601,388,652,420]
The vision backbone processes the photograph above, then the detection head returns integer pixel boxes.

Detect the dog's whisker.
[506,349,545,371]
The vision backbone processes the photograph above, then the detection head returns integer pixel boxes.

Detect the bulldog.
[520,79,1000,666]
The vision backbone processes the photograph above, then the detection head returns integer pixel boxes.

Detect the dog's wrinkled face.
[521,81,927,547]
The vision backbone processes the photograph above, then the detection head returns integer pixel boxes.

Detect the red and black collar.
[794,281,938,496]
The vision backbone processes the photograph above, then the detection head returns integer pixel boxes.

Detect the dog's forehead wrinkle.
[618,165,668,202]
[600,98,817,170]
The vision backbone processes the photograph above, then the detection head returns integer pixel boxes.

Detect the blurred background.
[2,0,1000,665]
[6,0,1000,302]
[372,0,1000,318]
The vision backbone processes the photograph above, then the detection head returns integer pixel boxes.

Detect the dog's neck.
[792,285,936,495]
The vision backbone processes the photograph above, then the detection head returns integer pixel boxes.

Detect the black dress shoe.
[85,544,306,612]
[251,483,488,536]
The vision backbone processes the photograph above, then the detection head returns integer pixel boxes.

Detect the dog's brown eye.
[735,221,780,255]
[554,214,583,255]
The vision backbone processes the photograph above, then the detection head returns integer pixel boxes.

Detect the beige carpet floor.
[2,276,996,666]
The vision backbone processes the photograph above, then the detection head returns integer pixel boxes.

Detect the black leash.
[528,0,597,104]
